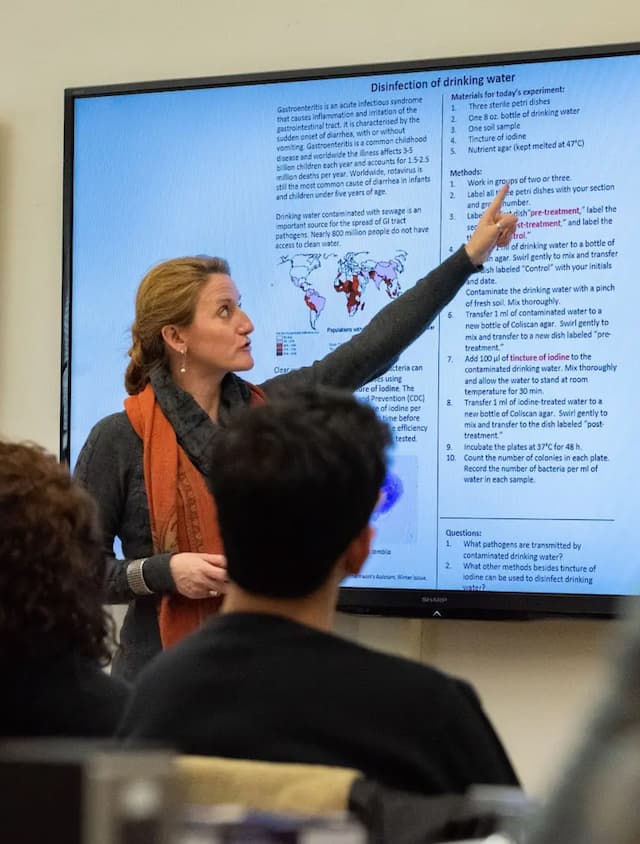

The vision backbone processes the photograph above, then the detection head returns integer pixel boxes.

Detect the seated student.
[0,441,129,737]
[118,388,519,795]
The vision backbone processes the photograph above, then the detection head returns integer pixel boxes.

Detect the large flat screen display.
[63,42,640,619]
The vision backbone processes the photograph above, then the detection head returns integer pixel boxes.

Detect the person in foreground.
[0,441,129,738]
[76,186,517,682]
[527,596,640,844]
[118,389,519,795]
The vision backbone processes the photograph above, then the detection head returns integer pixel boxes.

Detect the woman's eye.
[219,305,230,317]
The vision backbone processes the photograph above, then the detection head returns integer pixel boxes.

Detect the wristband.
[126,557,154,595]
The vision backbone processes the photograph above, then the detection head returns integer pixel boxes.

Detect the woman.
[76,185,517,681]
[0,441,129,737]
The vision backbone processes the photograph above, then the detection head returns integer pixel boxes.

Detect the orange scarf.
[125,380,266,649]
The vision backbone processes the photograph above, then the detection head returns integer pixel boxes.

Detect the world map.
[279,250,408,329]
[372,471,404,521]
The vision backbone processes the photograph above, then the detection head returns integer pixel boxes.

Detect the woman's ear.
[161,324,186,353]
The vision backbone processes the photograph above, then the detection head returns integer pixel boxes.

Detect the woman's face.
[178,274,254,378]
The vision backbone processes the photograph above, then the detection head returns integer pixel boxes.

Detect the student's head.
[0,441,114,662]
[125,256,254,394]
[208,388,392,598]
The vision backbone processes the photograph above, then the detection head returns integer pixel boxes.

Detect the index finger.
[480,183,510,222]
[201,553,227,567]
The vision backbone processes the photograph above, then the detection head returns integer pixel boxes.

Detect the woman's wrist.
[133,552,176,594]
[463,242,484,269]
[126,558,153,595]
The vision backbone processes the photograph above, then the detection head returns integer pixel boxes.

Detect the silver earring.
[180,347,187,374]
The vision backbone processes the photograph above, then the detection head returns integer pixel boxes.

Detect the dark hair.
[0,441,114,663]
[208,388,392,598]
[125,255,231,394]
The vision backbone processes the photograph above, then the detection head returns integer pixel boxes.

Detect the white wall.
[1,0,637,796]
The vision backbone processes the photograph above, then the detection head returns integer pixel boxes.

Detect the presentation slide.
[69,51,640,599]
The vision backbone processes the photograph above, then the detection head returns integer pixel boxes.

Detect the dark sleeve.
[446,679,520,789]
[116,651,181,743]
[259,246,476,396]
[74,413,176,602]
[79,668,132,738]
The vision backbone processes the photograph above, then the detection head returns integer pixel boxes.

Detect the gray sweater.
[75,246,476,680]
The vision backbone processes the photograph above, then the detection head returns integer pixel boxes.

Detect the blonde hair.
[125,256,230,395]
